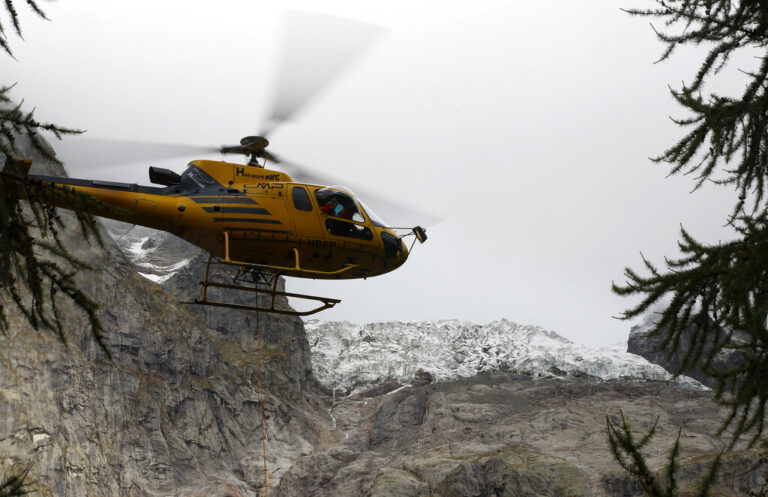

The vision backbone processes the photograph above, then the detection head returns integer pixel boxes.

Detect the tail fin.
[2,158,32,178]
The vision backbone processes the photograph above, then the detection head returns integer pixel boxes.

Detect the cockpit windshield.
[359,200,387,228]
[315,187,365,223]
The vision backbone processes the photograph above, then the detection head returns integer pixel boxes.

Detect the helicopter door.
[290,186,324,239]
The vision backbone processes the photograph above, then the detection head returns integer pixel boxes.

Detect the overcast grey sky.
[2,0,748,346]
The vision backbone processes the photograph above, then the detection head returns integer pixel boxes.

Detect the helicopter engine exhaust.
[149,166,181,186]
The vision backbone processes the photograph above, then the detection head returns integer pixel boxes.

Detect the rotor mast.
[219,136,272,168]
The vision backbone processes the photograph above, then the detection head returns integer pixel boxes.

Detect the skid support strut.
[187,255,342,316]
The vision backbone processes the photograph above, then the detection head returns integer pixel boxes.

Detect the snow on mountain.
[102,220,200,282]
[305,319,704,396]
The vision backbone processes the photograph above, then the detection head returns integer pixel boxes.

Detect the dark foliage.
[0,2,108,356]
[607,411,723,497]
[612,1,768,494]
[0,0,113,490]
[1,84,83,164]
[614,218,768,446]
[0,469,29,497]
[625,0,768,218]
[617,0,768,446]
[0,0,48,58]
[0,158,110,357]
[747,449,768,496]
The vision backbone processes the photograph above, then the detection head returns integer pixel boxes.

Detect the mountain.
[99,219,201,283]
[1,135,332,496]
[626,311,745,389]
[0,134,765,496]
[305,319,703,396]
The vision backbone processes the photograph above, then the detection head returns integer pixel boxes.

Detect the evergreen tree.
[0,469,29,497]
[611,0,768,494]
[606,412,723,497]
[1,1,110,492]
[0,1,108,352]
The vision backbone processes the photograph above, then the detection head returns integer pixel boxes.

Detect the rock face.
[275,375,763,496]
[626,313,744,389]
[0,136,333,496]
[1,135,765,496]
[99,219,201,283]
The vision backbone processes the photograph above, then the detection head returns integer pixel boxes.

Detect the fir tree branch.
[0,163,111,359]
[627,0,768,217]
[0,469,29,497]
[0,0,51,57]
[607,411,723,497]
[0,87,83,164]
[613,216,768,445]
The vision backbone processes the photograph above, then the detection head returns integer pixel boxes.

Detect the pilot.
[339,205,355,220]
[321,197,344,217]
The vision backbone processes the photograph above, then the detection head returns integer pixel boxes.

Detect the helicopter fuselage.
[30,160,410,280]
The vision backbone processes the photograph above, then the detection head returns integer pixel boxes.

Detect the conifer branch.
[626,0,768,217]
[614,216,768,445]
[0,86,83,164]
[0,165,111,359]
[0,1,112,491]
[0,0,50,57]
[0,469,30,497]
[607,411,723,497]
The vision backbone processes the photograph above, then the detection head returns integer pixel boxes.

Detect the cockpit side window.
[292,186,313,211]
[315,188,364,222]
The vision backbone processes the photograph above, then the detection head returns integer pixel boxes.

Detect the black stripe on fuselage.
[190,196,257,204]
[29,175,167,195]
[203,207,269,215]
[213,217,282,224]
[225,227,293,234]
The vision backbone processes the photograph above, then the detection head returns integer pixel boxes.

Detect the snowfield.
[305,319,704,396]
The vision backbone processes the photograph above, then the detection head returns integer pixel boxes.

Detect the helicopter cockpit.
[315,187,374,241]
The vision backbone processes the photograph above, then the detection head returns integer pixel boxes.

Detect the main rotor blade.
[261,10,385,135]
[273,155,440,227]
[51,136,218,174]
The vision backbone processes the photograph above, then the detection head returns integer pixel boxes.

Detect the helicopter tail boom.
[23,173,186,234]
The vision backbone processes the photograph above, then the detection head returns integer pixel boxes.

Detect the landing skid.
[186,255,342,316]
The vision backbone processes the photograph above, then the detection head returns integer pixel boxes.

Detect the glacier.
[305,319,704,396]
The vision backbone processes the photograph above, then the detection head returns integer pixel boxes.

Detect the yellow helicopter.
[3,11,430,316]
[6,134,427,316]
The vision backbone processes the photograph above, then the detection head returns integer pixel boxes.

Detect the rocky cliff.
[0,137,333,496]
[1,136,765,496]
[626,312,744,389]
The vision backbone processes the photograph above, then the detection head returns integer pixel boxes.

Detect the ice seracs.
[305,319,704,396]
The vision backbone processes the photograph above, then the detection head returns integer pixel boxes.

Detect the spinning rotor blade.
[260,10,385,136]
[274,155,440,228]
[52,136,218,174]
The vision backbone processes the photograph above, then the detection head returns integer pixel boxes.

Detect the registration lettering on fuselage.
[300,239,337,249]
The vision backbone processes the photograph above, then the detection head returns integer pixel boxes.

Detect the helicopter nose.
[381,231,408,266]
[398,238,410,265]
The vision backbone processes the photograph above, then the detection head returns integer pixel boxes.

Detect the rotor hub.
[220,136,272,167]
[240,135,270,151]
